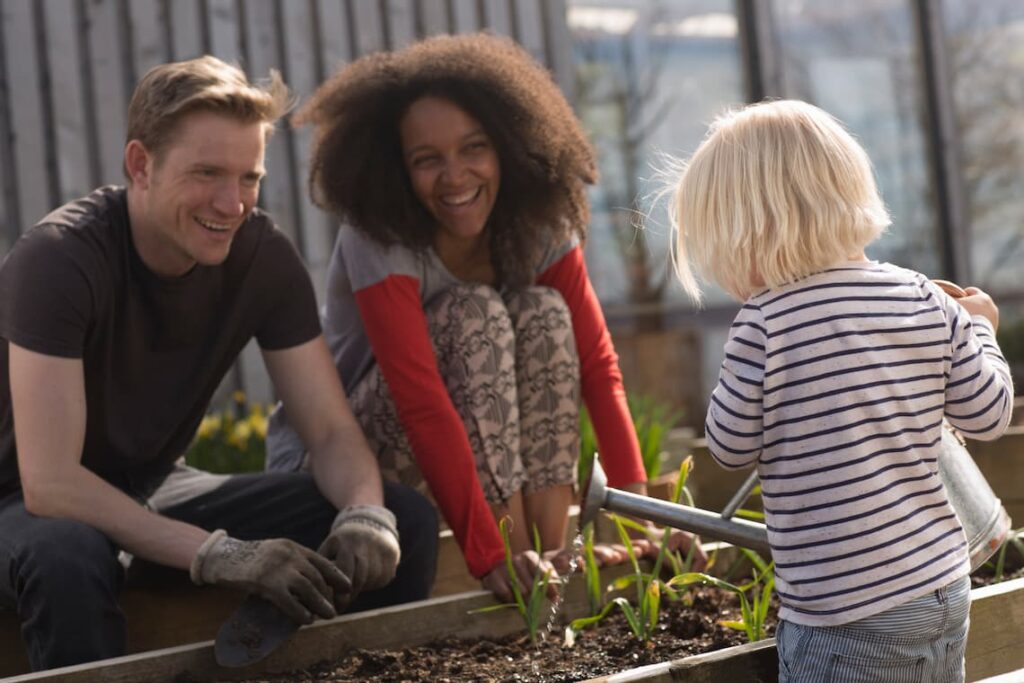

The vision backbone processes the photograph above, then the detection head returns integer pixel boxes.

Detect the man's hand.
[318,505,401,610]
[481,550,559,603]
[959,286,1000,333]
[191,531,350,625]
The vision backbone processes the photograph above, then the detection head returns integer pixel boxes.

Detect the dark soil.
[239,587,776,683]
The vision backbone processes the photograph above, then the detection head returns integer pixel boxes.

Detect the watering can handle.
[721,470,760,521]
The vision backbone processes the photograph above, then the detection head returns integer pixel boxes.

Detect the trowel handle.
[721,470,760,521]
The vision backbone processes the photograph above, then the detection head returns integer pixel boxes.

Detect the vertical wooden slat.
[169,0,205,60]
[4,0,53,228]
[349,0,386,56]
[43,0,93,203]
[281,0,333,301]
[205,0,240,64]
[541,0,572,96]
[317,0,353,74]
[243,0,298,244]
[450,0,480,33]
[512,0,545,62]
[0,1,17,248]
[479,0,512,36]
[417,0,449,37]
[129,0,169,77]
[84,0,130,186]
[384,0,416,49]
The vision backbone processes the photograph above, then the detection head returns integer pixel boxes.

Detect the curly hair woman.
[266,32,704,599]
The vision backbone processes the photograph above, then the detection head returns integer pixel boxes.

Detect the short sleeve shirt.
[0,186,321,498]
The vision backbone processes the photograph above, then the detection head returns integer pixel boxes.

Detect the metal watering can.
[580,423,1010,571]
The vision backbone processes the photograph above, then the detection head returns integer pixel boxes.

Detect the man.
[0,56,438,671]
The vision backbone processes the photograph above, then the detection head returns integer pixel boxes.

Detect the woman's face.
[399,96,501,249]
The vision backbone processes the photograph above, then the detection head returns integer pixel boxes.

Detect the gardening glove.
[190,530,350,625]
[318,504,401,610]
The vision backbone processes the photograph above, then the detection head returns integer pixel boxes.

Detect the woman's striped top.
[706,260,1013,627]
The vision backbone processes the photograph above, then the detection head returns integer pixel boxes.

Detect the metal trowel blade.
[215,595,301,668]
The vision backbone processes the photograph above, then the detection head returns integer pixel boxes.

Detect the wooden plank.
[243,0,298,243]
[205,0,240,64]
[317,0,353,75]
[281,0,333,300]
[383,0,416,50]
[966,577,1024,681]
[129,0,169,78]
[168,0,204,60]
[416,0,449,37]
[349,0,386,57]
[83,0,130,186]
[236,339,273,404]
[451,0,481,34]
[42,0,94,203]
[4,0,54,228]
[580,640,777,683]
[512,0,546,63]
[479,0,513,36]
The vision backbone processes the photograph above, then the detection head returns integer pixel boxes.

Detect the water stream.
[530,533,585,676]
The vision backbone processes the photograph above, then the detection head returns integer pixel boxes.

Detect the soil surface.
[235,587,776,683]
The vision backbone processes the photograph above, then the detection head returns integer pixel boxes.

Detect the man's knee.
[16,518,121,592]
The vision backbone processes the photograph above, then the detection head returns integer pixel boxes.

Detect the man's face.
[130,110,266,277]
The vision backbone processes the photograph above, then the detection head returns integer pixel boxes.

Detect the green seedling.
[992,527,1024,580]
[470,517,553,645]
[671,548,775,643]
[581,522,603,617]
[570,512,683,644]
[628,394,684,480]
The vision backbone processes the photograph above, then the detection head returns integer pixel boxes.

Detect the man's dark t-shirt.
[0,186,321,499]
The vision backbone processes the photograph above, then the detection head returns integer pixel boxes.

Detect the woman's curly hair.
[293,32,597,287]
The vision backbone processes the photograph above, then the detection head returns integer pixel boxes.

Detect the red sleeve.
[355,275,505,578]
[537,246,646,487]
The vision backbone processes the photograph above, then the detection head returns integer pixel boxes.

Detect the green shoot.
[670,549,775,643]
[469,518,552,645]
[581,522,603,617]
[992,527,1024,580]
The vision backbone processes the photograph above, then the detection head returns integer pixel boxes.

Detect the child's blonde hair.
[670,99,890,303]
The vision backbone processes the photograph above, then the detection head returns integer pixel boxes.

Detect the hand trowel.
[214,595,301,668]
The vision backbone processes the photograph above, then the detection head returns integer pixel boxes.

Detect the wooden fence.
[0,0,572,401]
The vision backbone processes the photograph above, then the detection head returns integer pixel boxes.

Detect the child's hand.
[959,286,999,332]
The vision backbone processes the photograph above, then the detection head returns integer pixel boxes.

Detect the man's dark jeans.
[0,473,438,671]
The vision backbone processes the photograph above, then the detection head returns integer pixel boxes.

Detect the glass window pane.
[771,0,941,276]
[569,0,746,311]
[942,0,1024,296]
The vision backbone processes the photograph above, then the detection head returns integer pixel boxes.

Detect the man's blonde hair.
[670,99,890,303]
[124,55,293,176]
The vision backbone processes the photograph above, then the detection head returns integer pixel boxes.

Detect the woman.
[267,33,703,599]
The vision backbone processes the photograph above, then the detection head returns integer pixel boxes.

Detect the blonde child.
[668,100,1013,682]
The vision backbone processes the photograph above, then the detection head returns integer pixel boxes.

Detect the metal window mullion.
[736,0,783,102]
[913,0,971,283]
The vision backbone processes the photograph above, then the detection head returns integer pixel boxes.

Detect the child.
[668,100,1013,682]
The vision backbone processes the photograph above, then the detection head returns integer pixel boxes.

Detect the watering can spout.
[580,456,772,556]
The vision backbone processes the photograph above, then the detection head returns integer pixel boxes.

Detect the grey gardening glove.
[191,530,351,625]
[317,504,401,610]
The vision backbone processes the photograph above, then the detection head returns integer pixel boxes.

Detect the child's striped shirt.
[706,260,1013,627]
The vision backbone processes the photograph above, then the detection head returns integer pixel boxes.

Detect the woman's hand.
[632,528,709,571]
[481,550,560,603]
[959,286,1000,332]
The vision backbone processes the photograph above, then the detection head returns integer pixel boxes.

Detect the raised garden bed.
[8,557,1024,683]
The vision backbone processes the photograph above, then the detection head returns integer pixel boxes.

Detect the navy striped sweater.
[706,260,1013,627]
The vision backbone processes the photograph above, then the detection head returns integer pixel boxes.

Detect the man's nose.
[212,181,245,217]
